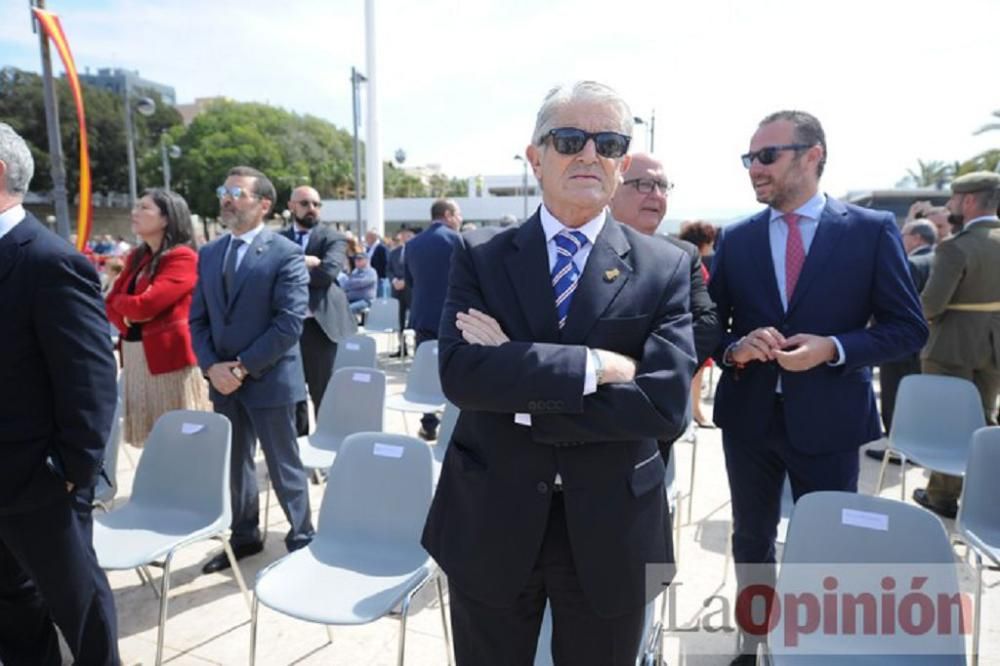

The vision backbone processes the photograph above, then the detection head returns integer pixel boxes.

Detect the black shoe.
[912,488,958,520]
[417,427,437,441]
[730,655,757,666]
[201,540,264,574]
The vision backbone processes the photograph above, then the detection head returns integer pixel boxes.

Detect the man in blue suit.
[708,111,928,664]
[0,123,119,665]
[190,166,315,574]
[404,199,462,439]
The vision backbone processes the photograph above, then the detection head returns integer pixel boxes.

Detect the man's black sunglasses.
[544,127,631,159]
[740,144,813,168]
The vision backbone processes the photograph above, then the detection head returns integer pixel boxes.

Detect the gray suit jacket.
[281,224,356,343]
[189,227,309,408]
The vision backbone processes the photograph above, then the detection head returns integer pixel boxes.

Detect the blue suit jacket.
[404,221,461,333]
[0,214,117,512]
[708,197,928,454]
[189,228,309,408]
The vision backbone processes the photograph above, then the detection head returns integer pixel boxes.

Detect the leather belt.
[946,302,1000,312]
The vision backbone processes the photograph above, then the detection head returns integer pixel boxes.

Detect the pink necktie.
[784,213,805,301]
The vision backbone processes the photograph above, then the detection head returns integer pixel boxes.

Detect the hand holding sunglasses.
[740,144,813,168]
[544,127,631,159]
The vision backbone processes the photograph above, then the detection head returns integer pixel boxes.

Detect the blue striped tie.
[551,230,589,329]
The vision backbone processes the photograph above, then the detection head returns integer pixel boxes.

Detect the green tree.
[905,159,952,188]
[383,162,428,197]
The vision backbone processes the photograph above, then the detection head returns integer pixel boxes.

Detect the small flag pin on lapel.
[604,268,620,282]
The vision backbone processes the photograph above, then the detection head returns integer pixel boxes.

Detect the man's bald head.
[288,185,322,228]
[609,152,671,235]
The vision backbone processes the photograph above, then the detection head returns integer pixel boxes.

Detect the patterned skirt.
[121,340,210,447]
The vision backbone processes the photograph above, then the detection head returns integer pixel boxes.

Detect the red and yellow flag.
[32,8,92,251]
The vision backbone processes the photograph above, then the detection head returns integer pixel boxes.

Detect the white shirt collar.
[768,192,827,224]
[964,215,999,229]
[0,204,26,242]
[230,222,266,245]
[539,204,606,246]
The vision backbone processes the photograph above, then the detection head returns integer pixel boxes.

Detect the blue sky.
[3,0,998,221]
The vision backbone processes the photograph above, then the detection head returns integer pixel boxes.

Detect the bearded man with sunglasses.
[708,111,927,664]
[190,166,315,575]
[422,82,695,665]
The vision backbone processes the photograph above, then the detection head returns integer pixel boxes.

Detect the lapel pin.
[604,268,620,282]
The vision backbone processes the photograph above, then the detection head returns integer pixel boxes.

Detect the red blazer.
[106,245,199,375]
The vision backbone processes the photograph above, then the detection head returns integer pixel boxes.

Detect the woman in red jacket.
[106,188,208,446]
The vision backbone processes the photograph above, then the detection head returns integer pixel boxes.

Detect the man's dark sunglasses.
[294,200,323,208]
[544,127,631,159]
[740,144,813,168]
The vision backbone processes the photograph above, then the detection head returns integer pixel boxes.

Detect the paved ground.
[105,354,998,665]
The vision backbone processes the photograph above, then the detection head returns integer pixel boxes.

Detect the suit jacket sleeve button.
[536,482,548,494]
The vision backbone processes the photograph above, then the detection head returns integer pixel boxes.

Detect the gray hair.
[902,220,937,246]
[0,123,35,196]
[531,81,634,147]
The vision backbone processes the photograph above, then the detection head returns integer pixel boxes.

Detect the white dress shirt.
[0,204,26,242]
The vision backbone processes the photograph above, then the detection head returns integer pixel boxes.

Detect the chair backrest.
[129,410,232,523]
[890,375,986,453]
[317,432,434,547]
[436,401,459,450]
[774,491,964,659]
[958,426,1000,538]
[94,389,124,504]
[402,340,444,404]
[312,367,386,449]
[332,334,378,374]
[363,298,400,333]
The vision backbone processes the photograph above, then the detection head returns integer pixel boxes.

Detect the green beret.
[950,171,1000,194]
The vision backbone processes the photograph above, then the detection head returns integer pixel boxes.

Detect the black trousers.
[393,289,410,354]
[415,329,440,434]
[448,494,645,666]
[0,488,119,666]
[878,354,921,434]
[296,318,338,436]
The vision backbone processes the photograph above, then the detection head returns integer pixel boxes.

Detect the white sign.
[352,372,372,383]
[841,508,889,531]
[345,342,361,351]
[373,443,404,458]
[181,422,205,435]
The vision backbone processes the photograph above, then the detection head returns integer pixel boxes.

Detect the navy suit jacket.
[0,214,117,512]
[709,197,928,454]
[422,212,696,617]
[404,221,460,333]
[189,227,309,408]
[280,224,356,343]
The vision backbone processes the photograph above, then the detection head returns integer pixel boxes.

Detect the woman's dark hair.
[679,220,717,250]
[129,188,196,278]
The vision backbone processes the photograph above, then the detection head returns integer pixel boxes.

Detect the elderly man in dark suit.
[281,186,356,434]
[422,82,695,666]
[709,110,928,664]
[0,122,119,665]
[404,199,462,439]
[387,226,414,356]
[190,166,314,574]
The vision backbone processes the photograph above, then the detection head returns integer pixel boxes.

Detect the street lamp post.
[513,154,528,220]
[125,90,155,206]
[350,66,368,238]
[160,133,181,191]
[632,111,655,152]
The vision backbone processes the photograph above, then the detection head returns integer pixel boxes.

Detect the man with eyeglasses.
[422,82,695,665]
[281,186,355,435]
[708,111,927,664]
[190,166,315,575]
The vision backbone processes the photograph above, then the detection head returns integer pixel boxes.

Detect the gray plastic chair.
[297,367,386,471]
[94,381,124,510]
[93,410,251,666]
[955,426,1000,666]
[432,401,459,470]
[250,432,452,666]
[360,297,400,353]
[385,340,446,433]
[758,491,966,665]
[332,333,378,374]
[876,375,985,500]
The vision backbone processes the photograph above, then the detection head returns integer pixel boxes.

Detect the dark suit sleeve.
[836,215,928,370]
[189,247,220,371]
[689,252,721,367]
[238,246,309,377]
[708,228,738,365]
[35,252,117,488]
[372,244,388,278]
[310,229,348,289]
[530,254,696,443]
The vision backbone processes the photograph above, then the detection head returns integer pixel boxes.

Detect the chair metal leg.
[249,594,259,666]
[687,435,698,524]
[972,552,983,666]
[899,453,908,501]
[220,537,253,613]
[435,576,454,666]
[140,565,161,598]
[325,625,335,644]
[261,470,272,546]
[673,494,683,566]
[875,447,891,496]
[397,589,414,666]
[154,551,175,666]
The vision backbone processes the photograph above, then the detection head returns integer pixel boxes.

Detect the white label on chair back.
[432,347,438,355]
[345,342,361,351]
[352,372,372,383]
[373,442,404,458]
[841,508,889,531]
[181,422,205,435]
